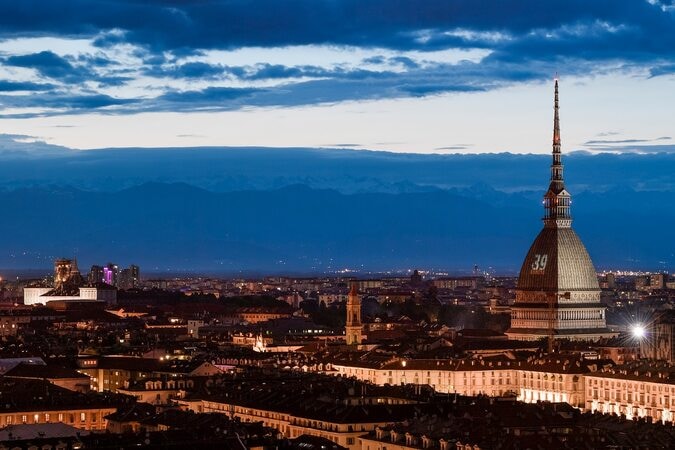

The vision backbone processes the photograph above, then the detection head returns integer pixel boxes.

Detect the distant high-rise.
[130,264,140,286]
[89,265,104,285]
[507,80,615,342]
[117,265,140,290]
[345,282,362,345]
[103,263,118,286]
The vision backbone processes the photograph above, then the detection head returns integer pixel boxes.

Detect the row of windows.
[3,412,100,425]
[588,378,675,393]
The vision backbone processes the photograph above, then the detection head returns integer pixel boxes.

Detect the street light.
[631,324,646,339]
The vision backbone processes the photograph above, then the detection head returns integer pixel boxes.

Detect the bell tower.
[345,281,362,345]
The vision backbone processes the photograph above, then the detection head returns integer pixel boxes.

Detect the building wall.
[0,316,31,336]
[180,398,380,450]
[641,322,675,363]
[585,375,675,423]
[330,364,518,397]
[187,320,204,338]
[517,370,584,408]
[23,287,52,305]
[0,407,116,431]
[360,434,462,450]
[78,367,139,392]
[79,287,117,304]
[328,363,675,424]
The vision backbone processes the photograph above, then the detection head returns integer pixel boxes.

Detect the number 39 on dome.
[531,254,548,273]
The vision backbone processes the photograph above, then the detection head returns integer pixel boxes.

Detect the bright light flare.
[631,324,646,339]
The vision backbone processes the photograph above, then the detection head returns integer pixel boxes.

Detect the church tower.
[506,79,615,342]
[345,281,362,345]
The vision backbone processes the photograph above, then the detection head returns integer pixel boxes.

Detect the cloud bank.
[0,1,672,117]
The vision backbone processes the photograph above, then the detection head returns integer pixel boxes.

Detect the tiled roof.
[4,363,90,379]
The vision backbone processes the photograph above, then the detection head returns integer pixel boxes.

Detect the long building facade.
[325,356,675,424]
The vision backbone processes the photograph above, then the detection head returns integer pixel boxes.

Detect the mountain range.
[0,139,672,274]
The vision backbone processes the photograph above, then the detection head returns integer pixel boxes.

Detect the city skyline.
[1,3,675,447]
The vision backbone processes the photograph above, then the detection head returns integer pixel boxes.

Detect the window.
[58,413,64,422]
[347,438,355,445]
[21,415,27,424]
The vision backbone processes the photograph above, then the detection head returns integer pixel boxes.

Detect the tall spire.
[543,78,571,228]
[551,78,563,185]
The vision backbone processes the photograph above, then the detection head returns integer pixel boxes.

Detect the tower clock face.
[531,253,548,273]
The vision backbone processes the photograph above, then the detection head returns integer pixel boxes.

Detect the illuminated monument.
[507,80,615,342]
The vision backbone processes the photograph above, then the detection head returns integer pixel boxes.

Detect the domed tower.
[506,80,615,343]
[345,281,362,345]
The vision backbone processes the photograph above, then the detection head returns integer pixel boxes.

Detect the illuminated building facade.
[325,356,675,424]
[585,364,675,423]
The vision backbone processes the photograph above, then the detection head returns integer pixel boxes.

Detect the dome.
[517,227,599,292]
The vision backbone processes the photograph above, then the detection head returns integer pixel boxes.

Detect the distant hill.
[0,140,671,272]
[0,182,671,273]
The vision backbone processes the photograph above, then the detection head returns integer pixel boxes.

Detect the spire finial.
[553,77,560,147]
[543,77,571,228]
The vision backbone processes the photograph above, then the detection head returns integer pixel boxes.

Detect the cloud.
[400,83,484,96]
[581,135,675,154]
[5,51,85,81]
[0,1,670,61]
[325,144,363,148]
[3,50,127,88]
[144,61,226,79]
[0,92,137,115]
[0,80,55,91]
[0,133,72,158]
[584,144,675,154]
[435,145,474,150]
[584,136,672,145]
[155,86,261,107]
[0,1,673,116]
[586,138,655,144]
[650,63,675,76]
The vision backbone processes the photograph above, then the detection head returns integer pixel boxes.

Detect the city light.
[631,324,646,339]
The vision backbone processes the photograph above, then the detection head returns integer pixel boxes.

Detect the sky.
[0,0,675,154]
